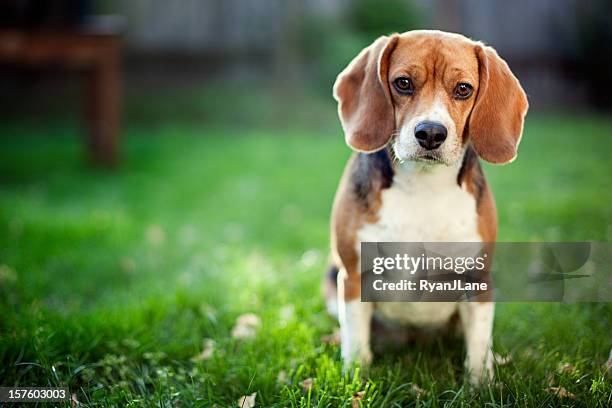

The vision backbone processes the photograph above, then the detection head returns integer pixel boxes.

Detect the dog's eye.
[454,83,473,99]
[393,77,414,95]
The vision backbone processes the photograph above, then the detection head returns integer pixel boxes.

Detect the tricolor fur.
[325,30,528,385]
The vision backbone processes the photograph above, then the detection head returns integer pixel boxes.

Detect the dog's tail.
[323,263,339,318]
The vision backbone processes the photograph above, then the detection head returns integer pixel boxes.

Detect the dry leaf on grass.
[411,383,427,398]
[300,378,314,392]
[545,386,576,399]
[558,362,576,374]
[0,264,17,283]
[145,224,166,246]
[494,352,513,365]
[277,370,289,385]
[494,382,506,392]
[231,313,261,339]
[279,305,295,324]
[321,329,340,346]
[352,390,365,408]
[70,393,79,407]
[522,347,539,359]
[191,338,215,362]
[237,392,257,408]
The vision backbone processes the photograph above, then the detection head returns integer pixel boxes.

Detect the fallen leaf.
[557,362,576,374]
[192,338,215,362]
[352,390,365,408]
[279,305,295,324]
[321,329,340,346]
[522,347,538,359]
[300,378,314,392]
[545,386,576,399]
[70,393,79,407]
[0,264,17,283]
[237,392,256,407]
[411,383,427,398]
[276,370,289,385]
[145,224,166,246]
[300,249,321,268]
[494,352,513,365]
[231,313,261,339]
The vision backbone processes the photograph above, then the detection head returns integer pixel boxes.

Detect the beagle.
[325,30,528,384]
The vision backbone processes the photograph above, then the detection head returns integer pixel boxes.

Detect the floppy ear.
[469,45,529,164]
[333,35,399,152]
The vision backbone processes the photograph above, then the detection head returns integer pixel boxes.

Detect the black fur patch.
[326,264,339,286]
[351,149,394,205]
[457,146,485,204]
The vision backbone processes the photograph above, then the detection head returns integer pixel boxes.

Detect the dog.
[325,30,528,384]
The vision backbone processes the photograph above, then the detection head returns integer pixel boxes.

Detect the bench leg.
[83,41,121,165]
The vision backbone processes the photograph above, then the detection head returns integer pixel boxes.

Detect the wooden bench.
[0,17,125,165]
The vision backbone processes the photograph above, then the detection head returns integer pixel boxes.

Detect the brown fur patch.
[330,151,394,301]
[457,146,497,302]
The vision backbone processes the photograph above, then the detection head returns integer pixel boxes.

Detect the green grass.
[0,110,611,406]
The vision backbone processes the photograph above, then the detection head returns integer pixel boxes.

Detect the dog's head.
[333,30,528,165]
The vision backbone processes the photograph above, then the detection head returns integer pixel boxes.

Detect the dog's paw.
[342,346,372,370]
[466,359,494,387]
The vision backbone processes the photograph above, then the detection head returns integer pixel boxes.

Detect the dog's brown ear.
[469,45,529,164]
[333,35,399,152]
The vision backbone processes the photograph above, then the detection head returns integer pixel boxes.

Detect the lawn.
[0,107,611,406]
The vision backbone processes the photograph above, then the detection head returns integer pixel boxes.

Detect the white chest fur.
[358,162,481,243]
[356,162,482,326]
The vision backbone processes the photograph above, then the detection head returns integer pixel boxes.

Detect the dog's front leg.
[458,302,494,385]
[337,267,373,368]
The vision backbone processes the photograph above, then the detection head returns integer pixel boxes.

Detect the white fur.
[458,302,495,383]
[336,160,494,384]
[337,270,373,367]
[392,98,464,165]
[358,160,481,244]
[374,301,459,327]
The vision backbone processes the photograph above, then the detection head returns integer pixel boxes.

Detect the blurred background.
[0,1,611,405]
[1,0,611,130]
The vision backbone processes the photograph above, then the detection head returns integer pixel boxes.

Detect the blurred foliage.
[297,15,367,96]
[349,0,421,39]
[295,0,423,94]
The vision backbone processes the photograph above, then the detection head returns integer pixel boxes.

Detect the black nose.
[414,121,447,150]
